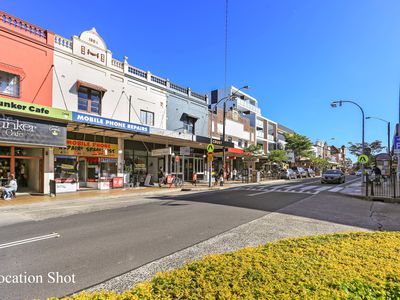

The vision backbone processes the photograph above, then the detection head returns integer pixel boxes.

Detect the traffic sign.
[358,154,369,164]
[207,144,215,153]
[207,153,214,162]
[394,136,400,154]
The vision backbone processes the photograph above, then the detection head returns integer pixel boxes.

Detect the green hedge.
[59,232,400,300]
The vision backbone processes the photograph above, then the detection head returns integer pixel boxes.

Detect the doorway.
[78,158,87,188]
[15,158,42,193]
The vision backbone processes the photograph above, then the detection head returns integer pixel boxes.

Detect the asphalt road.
[0,177,358,299]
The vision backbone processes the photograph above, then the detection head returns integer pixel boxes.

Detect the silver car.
[321,169,345,184]
[281,169,297,180]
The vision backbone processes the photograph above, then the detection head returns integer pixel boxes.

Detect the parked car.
[292,167,307,178]
[305,168,316,177]
[321,169,345,184]
[281,169,297,180]
[355,170,362,176]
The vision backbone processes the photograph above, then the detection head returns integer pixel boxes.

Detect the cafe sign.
[54,139,118,158]
[0,114,67,147]
[0,97,72,121]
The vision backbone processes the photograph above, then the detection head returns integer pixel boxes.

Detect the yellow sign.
[358,154,369,164]
[54,139,118,158]
[207,144,215,153]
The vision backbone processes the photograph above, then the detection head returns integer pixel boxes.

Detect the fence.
[365,172,399,198]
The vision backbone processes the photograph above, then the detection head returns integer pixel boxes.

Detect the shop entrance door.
[15,158,41,193]
[78,158,87,188]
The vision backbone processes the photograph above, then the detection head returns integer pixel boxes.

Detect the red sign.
[112,177,123,188]
[175,155,180,162]
[166,175,174,184]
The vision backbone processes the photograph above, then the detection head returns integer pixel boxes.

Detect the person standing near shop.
[20,163,26,187]
[158,167,165,187]
[232,168,237,181]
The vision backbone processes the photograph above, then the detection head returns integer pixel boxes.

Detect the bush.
[61,232,400,300]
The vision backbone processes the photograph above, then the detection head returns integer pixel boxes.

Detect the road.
[0,176,363,299]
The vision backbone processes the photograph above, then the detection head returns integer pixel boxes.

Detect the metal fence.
[365,173,399,198]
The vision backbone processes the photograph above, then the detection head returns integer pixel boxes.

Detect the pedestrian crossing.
[230,183,345,195]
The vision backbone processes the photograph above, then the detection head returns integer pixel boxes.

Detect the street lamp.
[365,116,390,155]
[331,100,365,182]
[210,85,250,186]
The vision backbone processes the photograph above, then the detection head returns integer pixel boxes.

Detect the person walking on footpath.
[233,168,237,181]
[158,167,165,187]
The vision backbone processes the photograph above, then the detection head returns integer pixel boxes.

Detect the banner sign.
[151,147,172,156]
[0,114,67,147]
[54,139,118,158]
[195,136,234,148]
[394,136,400,154]
[0,97,71,121]
[72,112,150,134]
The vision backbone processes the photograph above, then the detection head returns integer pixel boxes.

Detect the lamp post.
[331,100,365,182]
[365,117,390,155]
[210,85,249,186]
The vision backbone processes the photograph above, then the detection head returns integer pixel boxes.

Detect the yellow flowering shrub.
[58,232,400,300]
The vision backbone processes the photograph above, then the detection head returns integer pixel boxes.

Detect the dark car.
[305,168,316,177]
[291,167,307,178]
[281,169,297,180]
[321,169,345,184]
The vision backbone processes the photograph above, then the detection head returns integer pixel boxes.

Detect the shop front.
[54,138,120,192]
[0,114,67,193]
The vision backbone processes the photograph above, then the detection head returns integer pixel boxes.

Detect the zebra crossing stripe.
[248,190,273,197]
[314,186,332,191]
[298,185,319,191]
[281,184,307,191]
[328,186,343,192]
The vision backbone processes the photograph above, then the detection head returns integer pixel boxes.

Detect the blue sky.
[2,0,400,157]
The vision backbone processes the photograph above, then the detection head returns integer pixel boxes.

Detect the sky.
[2,0,400,159]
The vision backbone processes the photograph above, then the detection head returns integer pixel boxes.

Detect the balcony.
[256,119,264,129]
[235,98,260,115]
[267,134,275,141]
[256,130,265,139]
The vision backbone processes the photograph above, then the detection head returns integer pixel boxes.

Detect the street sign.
[180,146,190,156]
[394,136,400,154]
[207,153,214,162]
[207,144,215,153]
[358,154,369,164]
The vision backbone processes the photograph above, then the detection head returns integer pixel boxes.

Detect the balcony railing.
[236,98,261,114]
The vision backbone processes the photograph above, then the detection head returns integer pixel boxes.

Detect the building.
[0,11,70,194]
[52,27,211,191]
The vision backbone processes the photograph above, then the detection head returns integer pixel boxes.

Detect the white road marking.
[298,185,319,191]
[0,233,60,250]
[314,186,332,191]
[281,184,307,191]
[248,190,273,197]
[328,186,344,192]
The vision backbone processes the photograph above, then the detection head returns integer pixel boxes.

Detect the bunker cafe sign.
[54,139,118,158]
[0,97,71,121]
[0,115,67,147]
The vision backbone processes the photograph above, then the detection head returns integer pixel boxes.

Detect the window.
[244,141,248,148]
[238,139,243,147]
[228,136,232,142]
[140,110,154,126]
[0,70,20,97]
[183,117,196,134]
[78,86,102,114]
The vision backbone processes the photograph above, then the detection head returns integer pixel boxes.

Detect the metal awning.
[76,80,107,93]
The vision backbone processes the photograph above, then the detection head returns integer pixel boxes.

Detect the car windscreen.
[324,170,341,174]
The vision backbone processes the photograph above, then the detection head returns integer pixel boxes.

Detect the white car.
[355,170,362,176]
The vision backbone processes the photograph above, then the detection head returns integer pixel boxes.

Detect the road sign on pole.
[207,144,215,153]
[358,154,369,164]
[207,153,214,162]
[394,136,400,154]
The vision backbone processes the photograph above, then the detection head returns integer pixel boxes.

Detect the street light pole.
[331,100,365,182]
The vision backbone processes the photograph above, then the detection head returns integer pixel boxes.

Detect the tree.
[243,144,263,156]
[310,156,330,171]
[348,140,384,157]
[284,133,313,161]
[267,150,288,163]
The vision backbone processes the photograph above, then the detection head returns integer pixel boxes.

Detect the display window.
[54,156,78,183]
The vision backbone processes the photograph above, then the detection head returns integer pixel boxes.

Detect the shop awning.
[0,62,26,79]
[227,147,244,154]
[76,80,107,93]
[180,113,198,121]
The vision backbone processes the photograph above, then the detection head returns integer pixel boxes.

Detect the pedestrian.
[373,166,382,183]
[192,172,197,186]
[3,175,17,200]
[158,167,165,188]
[233,168,237,181]
[218,168,224,186]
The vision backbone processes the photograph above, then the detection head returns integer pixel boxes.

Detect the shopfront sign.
[195,136,234,148]
[72,112,150,134]
[54,139,118,158]
[180,146,191,156]
[0,114,67,147]
[0,97,72,121]
[151,147,172,156]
